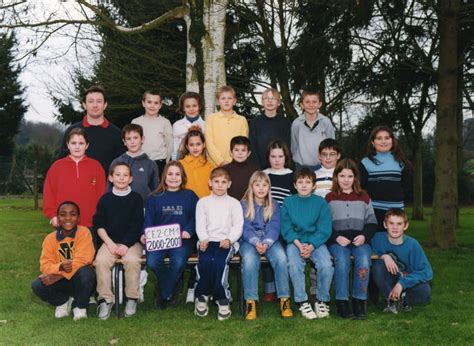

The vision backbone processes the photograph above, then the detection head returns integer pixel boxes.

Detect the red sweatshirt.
[43,156,106,227]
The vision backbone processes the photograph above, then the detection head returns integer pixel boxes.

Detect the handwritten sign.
[145,223,182,252]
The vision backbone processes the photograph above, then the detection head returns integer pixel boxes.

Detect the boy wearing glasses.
[249,88,291,169]
[309,138,340,303]
[314,138,341,198]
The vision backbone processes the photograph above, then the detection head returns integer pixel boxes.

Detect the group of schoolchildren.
[32,85,433,323]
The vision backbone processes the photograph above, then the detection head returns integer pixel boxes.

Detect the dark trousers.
[154,159,167,180]
[372,259,431,305]
[195,242,234,301]
[31,266,96,309]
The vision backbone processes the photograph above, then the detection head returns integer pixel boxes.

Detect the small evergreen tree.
[0,32,27,158]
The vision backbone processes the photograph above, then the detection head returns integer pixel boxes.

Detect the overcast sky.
[15,1,97,124]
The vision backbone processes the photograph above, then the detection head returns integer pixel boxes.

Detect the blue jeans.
[372,259,431,305]
[329,243,372,300]
[146,240,192,300]
[287,243,334,303]
[240,241,290,300]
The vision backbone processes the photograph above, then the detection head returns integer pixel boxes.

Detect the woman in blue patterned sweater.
[360,126,412,231]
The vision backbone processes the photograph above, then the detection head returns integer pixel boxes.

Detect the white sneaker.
[194,296,209,317]
[124,299,137,318]
[186,288,195,304]
[55,297,73,318]
[98,301,113,320]
[314,301,330,318]
[216,300,231,321]
[72,307,87,321]
[299,302,317,320]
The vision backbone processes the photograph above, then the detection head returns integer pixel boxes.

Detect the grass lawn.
[0,198,473,345]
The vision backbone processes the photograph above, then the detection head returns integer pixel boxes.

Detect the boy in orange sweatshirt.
[32,201,96,321]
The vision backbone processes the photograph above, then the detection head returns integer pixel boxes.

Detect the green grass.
[1,198,473,345]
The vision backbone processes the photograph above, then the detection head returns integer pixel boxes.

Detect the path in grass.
[0,198,473,344]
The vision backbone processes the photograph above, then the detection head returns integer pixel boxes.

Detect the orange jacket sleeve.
[39,233,62,276]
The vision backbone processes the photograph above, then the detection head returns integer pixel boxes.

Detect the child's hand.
[301,244,314,258]
[106,241,118,255]
[352,235,366,246]
[39,273,63,286]
[389,282,403,300]
[219,239,231,249]
[182,231,191,239]
[336,236,351,247]
[256,242,268,255]
[50,217,59,227]
[381,254,399,275]
[199,240,209,252]
[116,244,129,257]
[140,234,146,245]
[59,259,72,273]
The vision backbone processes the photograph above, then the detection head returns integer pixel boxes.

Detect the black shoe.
[336,300,354,319]
[155,297,169,310]
[352,298,367,320]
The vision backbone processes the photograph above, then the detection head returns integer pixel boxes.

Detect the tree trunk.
[202,0,229,117]
[33,160,39,210]
[412,131,424,220]
[431,0,459,248]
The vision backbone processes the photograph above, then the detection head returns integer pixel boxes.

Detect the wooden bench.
[112,253,380,318]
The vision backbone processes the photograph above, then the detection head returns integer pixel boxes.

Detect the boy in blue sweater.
[110,124,159,202]
[281,167,333,319]
[371,209,432,313]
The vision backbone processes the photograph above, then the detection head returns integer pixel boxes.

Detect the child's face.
[253,178,270,202]
[82,92,107,119]
[142,94,162,117]
[186,135,205,157]
[262,92,280,113]
[372,130,393,153]
[337,168,354,193]
[294,176,316,197]
[209,176,231,196]
[300,94,322,117]
[384,215,409,240]
[231,144,250,163]
[269,148,285,170]
[123,131,144,154]
[319,148,340,169]
[165,165,183,192]
[217,92,236,113]
[57,204,79,231]
[183,97,200,118]
[109,165,133,191]
[67,134,89,160]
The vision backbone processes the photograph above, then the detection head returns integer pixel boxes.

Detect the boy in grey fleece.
[291,89,335,170]
[110,124,159,201]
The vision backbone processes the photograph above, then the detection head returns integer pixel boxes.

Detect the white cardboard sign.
[145,223,182,252]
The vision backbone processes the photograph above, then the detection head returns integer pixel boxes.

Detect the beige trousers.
[95,242,143,303]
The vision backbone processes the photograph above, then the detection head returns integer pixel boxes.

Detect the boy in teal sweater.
[281,167,333,320]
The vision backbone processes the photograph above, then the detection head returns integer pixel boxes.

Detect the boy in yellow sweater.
[205,86,249,166]
[31,201,96,321]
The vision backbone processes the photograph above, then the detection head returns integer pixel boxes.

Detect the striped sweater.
[360,152,410,211]
[263,168,296,206]
[325,191,377,243]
